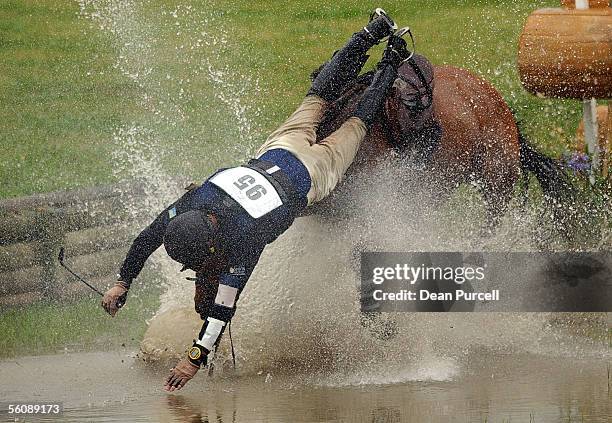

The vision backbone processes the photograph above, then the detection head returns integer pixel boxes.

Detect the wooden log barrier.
[517,0,612,182]
[0,179,173,307]
[517,3,612,99]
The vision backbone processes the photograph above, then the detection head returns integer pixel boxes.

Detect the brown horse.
[316,56,574,228]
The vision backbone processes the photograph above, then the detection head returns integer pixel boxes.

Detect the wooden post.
[37,209,65,300]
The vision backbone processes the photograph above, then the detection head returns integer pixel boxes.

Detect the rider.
[102,8,413,391]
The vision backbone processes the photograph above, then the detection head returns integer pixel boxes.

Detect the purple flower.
[563,152,591,173]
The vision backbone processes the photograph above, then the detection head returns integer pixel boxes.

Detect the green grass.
[0,0,606,356]
[0,0,588,200]
[0,0,138,197]
[0,274,162,358]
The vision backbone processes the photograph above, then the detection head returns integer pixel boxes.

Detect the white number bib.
[209,167,283,218]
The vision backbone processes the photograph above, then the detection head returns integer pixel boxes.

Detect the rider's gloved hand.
[163,358,200,392]
[101,280,129,317]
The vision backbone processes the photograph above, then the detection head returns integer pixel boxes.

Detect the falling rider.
[101,8,413,391]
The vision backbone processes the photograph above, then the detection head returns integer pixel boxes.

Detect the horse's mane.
[315,72,375,142]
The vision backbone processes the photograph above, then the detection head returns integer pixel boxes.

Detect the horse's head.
[316,54,437,160]
[382,54,436,151]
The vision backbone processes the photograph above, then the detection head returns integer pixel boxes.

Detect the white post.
[583,99,600,184]
[576,0,600,183]
[575,0,589,9]
[605,102,611,180]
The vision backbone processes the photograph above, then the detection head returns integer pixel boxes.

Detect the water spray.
[57,247,125,308]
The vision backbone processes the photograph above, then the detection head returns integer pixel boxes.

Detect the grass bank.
[1,0,584,200]
[0,272,162,358]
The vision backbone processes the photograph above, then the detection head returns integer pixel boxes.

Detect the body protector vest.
[209,158,307,244]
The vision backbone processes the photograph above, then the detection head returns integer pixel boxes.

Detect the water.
[4,2,609,422]
[132,211,610,423]
[0,348,609,422]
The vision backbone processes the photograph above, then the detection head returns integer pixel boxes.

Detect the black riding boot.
[352,32,412,128]
[308,9,396,102]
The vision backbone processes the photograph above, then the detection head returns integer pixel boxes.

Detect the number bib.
[209,167,283,218]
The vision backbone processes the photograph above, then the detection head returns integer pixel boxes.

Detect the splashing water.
[77,0,266,310]
[76,1,609,388]
[141,161,609,386]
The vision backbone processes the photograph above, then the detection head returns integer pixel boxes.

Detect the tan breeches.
[256,95,367,205]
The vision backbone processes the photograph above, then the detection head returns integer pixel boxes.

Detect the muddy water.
[33,5,609,423]
[0,348,609,422]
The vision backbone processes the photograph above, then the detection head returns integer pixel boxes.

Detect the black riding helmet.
[163,210,218,271]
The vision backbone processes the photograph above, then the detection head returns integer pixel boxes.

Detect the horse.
[315,55,574,229]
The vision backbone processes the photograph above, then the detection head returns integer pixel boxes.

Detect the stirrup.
[370,8,397,30]
[363,8,398,43]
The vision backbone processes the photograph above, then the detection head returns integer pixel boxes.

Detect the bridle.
[390,27,434,113]
[397,56,434,112]
[379,56,435,151]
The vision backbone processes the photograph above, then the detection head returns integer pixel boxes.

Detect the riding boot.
[352,31,412,128]
[308,9,396,101]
